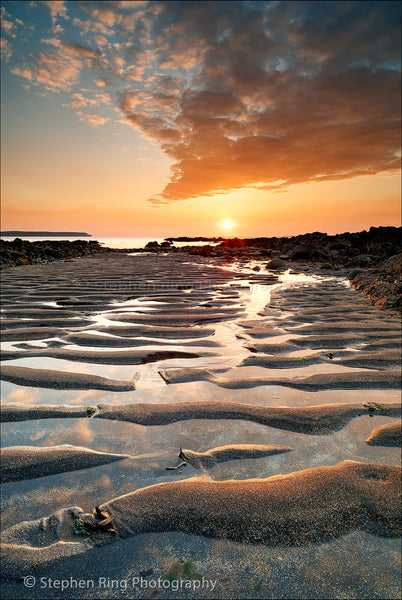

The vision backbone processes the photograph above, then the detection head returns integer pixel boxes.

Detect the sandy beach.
[1,252,401,599]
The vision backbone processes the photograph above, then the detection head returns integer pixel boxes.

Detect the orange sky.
[1,1,400,237]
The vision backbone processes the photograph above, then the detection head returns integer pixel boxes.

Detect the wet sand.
[0,252,401,598]
[1,460,400,581]
[1,365,136,391]
[0,348,205,365]
[178,444,293,468]
[366,422,402,447]
[159,367,400,389]
[0,327,68,342]
[2,401,400,434]
[1,445,131,483]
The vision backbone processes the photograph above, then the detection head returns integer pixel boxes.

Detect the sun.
[221,219,234,229]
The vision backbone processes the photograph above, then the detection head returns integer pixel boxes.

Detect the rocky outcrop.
[349,253,401,311]
[290,243,328,260]
[172,226,402,266]
[0,238,109,267]
[110,227,401,264]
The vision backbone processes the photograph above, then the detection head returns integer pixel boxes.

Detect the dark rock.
[199,245,214,257]
[320,263,334,270]
[253,266,261,271]
[163,227,401,265]
[145,241,160,251]
[0,239,108,268]
[349,269,364,280]
[290,243,328,260]
[265,258,287,271]
[347,254,379,267]
[349,254,401,311]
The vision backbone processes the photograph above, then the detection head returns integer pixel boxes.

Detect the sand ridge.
[105,312,245,325]
[1,445,132,483]
[0,318,94,329]
[88,324,216,338]
[1,460,400,580]
[159,367,401,390]
[0,365,136,390]
[94,400,401,432]
[63,332,222,348]
[3,401,398,435]
[97,460,402,544]
[365,422,402,447]
[178,444,293,469]
[0,327,68,342]
[1,347,206,365]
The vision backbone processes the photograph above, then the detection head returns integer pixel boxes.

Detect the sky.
[1,0,401,238]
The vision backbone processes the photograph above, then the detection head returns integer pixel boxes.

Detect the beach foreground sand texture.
[0,253,401,598]
[178,444,293,468]
[1,445,132,483]
[366,421,402,447]
[1,460,400,580]
[2,401,400,434]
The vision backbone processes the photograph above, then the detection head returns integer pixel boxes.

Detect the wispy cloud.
[66,90,112,109]
[12,36,103,92]
[1,5,26,40]
[1,17,15,36]
[1,38,12,62]
[69,92,96,108]
[78,113,109,127]
[12,50,81,91]
[43,38,102,59]
[41,0,69,30]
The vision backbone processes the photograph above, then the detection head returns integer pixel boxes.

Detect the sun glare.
[221,219,233,229]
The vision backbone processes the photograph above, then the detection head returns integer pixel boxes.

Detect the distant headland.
[1,231,92,237]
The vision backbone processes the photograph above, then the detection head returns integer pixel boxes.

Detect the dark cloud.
[62,40,102,58]
[116,1,401,203]
[8,0,401,202]
[116,0,401,203]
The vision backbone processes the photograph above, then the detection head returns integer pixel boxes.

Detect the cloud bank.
[3,0,401,204]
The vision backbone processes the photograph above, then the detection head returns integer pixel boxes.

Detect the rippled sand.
[1,253,401,599]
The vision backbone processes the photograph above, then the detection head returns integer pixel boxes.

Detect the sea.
[0,236,215,249]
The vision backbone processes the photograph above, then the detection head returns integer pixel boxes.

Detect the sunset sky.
[1,0,400,238]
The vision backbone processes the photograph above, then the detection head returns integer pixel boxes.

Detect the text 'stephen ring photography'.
[0,1,401,599]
